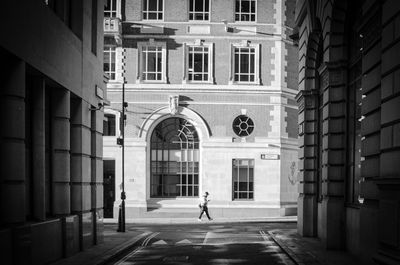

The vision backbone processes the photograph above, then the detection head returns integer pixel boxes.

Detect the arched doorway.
[150,117,199,197]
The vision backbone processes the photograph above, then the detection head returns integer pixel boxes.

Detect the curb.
[103,217,298,224]
[268,231,302,265]
[97,232,150,265]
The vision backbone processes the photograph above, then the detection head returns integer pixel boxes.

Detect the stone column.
[0,57,26,224]
[374,0,400,263]
[318,63,347,249]
[51,88,71,215]
[91,109,104,244]
[32,77,46,221]
[70,99,92,214]
[296,89,319,237]
[70,98,92,251]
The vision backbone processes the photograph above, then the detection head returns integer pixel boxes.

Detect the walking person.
[198,191,213,221]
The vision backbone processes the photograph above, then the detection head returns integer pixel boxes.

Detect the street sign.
[261,154,280,160]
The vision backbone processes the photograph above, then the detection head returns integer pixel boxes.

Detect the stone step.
[143,207,200,218]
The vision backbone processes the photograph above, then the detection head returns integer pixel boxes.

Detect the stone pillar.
[0,57,26,224]
[374,0,400,263]
[51,88,71,215]
[91,109,104,244]
[296,89,318,237]
[32,77,46,221]
[70,98,92,252]
[318,63,347,249]
[70,99,92,214]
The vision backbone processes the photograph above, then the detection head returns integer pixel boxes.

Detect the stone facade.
[103,0,299,219]
[0,1,105,264]
[295,0,400,264]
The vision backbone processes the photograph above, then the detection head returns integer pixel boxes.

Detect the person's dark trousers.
[199,206,212,220]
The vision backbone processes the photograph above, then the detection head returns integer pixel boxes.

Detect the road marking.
[202,231,212,245]
[141,232,160,246]
[114,232,160,265]
[153,240,168,245]
[176,239,192,245]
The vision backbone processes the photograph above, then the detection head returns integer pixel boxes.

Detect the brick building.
[0,1,105,264]
[103,0,299,219]
[295,0,400,263]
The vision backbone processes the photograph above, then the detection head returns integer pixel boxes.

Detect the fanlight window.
[150,117,199,197]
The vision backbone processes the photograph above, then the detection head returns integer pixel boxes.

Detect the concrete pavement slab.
[268,229,360,265]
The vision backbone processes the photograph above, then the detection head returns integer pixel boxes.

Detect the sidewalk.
[51,224,144,265]
[269,229,360,265]
[103,216,298,224]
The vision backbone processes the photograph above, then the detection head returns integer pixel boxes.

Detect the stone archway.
[149,117,200,198]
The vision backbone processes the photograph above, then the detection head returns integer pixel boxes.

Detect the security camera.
[90,101,104,111]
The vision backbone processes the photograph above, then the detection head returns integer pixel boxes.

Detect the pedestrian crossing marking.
[176,239,192,245]
[153,240,168,245]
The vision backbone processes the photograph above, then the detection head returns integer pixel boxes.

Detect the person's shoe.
[208,218,213,221]
[198,218,202,222]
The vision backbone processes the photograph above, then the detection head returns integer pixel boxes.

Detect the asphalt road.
[105,222,296,265]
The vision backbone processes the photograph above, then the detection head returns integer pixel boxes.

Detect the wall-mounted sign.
[96,85,104,99]
[261,154,280,160]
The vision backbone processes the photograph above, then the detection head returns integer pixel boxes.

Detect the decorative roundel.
[232,115,255,137]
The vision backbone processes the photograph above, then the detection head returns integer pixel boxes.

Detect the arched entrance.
[150,117,199,197]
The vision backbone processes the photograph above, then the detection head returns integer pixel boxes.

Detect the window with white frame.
[232,43,259,84]
[104,0,117,17]
[103,113,116,136]
[104,46,116,80]
[143,0,163,20]
[189,0,210,21]
[232,159,254,200]
[188,45,210,82]
[235,0,256,22]
[138,41,167,82]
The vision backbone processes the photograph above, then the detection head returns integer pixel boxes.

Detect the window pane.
[149,0,157,11]
[103,62,109,72]
[147,52,156,71]
[241,1,250,12]
[235,53,239,74]
[250,54,255,73]
[240,75,249,82]
[240,53,249,73]
[190,0,193,11]
[194,54,202,72]
[205,0,209,11]
[157,55,162,72]
[195,0,203,11]
[159,0,163,11]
